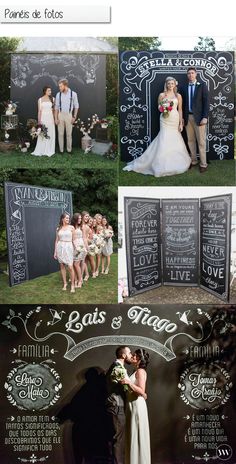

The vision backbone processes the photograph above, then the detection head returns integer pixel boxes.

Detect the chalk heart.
[5,363,62,411]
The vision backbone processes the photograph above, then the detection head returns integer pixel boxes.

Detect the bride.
[121,349,151,464]
[31,86,55,157]
[123,76,191,177]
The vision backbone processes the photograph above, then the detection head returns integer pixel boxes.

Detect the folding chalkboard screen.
[124,195,232,301]
[200,194,232,301]
[124,197,162,295]
[5,182,73,286]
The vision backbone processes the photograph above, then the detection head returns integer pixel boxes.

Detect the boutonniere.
[196,82,201,86]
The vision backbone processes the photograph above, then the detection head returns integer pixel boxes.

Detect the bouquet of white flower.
[104,229,114,240]
[111,365,129,391]
[88,243,99,256]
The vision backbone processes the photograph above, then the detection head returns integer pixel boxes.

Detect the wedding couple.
[123,66,210,177]
[106,346,150,464]
[31,78,79,156]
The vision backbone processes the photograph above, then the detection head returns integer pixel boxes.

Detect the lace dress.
[31,99,55,156]
[73,228,87,262]
[56,227,74,266]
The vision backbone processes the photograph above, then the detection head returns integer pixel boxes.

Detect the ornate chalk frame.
[4,182,73,287]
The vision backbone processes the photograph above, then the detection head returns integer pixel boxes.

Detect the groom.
[106,346,133,464]
[55,78,79,153]
[181,67,210,173]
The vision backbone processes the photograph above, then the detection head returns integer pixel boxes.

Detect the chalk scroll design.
[4,182,72,286]
[1,306,228,363]
[119,50,234,162]
[11,54,101,88]
[17,455,49,463]
[208,91,234,159]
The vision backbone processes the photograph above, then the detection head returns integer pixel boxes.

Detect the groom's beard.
[125,359,133,365]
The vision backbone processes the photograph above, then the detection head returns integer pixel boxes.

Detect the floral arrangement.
[104,143,118,161]
[111,365,129,391]
[18,139,31,153]
[158,98,174,118]
[27,119,50,140]
[2,100,18,115]
[100,118,113,129]
[74,242,87,257]
[76,114,100,136]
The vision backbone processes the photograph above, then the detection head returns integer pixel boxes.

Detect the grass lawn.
[0,149,117,170]
[0,253,118,304]
[119,160,235,186]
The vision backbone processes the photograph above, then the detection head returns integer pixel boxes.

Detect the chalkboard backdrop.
[200,194,232,301]
[11,53,107,130]
[125,195,232,301]
[119,50,234,162]
[124,197,161,295]
[4,182,73,286]
[0,304,235,464]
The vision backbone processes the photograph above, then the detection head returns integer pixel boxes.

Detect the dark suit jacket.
[181,81,210,126]
[106,361,126,411]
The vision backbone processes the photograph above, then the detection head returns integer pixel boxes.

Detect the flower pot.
[81,133,92,151]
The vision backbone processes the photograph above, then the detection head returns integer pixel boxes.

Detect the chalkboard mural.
[119,50,234,162]
[4,182,73,286]
[162,199,199,285]
[200,194,232,301]
[124,197,161,295]
[125,196,232,301]
[11,54,107,124]
[0,304,235,463]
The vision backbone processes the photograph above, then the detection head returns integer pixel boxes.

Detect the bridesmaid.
[81,211,96,280]
[101,216,113,275]
[71,212,88,288]
[94,213,103,277]
[88,216,97,279]
[54,212,75,293]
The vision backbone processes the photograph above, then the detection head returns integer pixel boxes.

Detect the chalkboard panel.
[162,199,199,286]
[119,50,235,162]
[124,197,161,295]
[11,54,107,127]
[200,194,232,301]
[4,182,73,286]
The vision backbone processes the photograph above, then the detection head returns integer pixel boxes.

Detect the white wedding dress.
[31,99,55,156]
[123,98,191,177]
[125,372,151,464]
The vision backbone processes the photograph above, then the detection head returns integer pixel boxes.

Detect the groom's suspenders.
[59,89,73,112]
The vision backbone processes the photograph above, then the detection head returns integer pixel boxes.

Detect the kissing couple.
[106,346,151,464]
[123,66,210,177]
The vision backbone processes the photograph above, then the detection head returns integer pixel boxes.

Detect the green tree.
[194,37,216,51]
[119,37,161,51]
[0,37,22,110]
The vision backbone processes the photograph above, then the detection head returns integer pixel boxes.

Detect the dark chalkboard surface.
[4,182,73,286]
[200,194,232,301]
[11,53,107,131]
[119,50,234,162]
[162,199,199,286]
[124,197,161,295]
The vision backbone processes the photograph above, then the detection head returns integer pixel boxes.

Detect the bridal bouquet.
[111,365,129,392]
[27,119,50,140]
[158,98,174,118]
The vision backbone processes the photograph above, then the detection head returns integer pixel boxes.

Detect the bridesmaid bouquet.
[88,243,99,256]
[103,229,114,240]
[75,242,86,257]
[93,234,106,249]
[158,98,174,118]
[111,365,129,391]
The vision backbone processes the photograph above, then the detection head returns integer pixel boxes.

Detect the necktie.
[189,84,194,112]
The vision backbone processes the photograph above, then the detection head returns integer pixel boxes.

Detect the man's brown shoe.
[199,166,207,173]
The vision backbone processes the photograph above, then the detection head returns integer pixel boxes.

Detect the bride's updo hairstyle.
[43,86,54,106]
[164,76,178,95]
[135,349,150,370]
